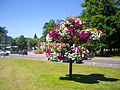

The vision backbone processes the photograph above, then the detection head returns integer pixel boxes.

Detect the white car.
[0,50,9,56]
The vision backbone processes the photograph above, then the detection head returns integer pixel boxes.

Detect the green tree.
[27,38,39,49]
[34,33,38,38]
[11,38,17,46]
[16,35,27,50]
[0,33,3,42]
[27,38,35,49]
[33,38,39,46]
[0,27,8,45]
[80,0,120,51]
[41,19,57,42]
[0,27,6,34]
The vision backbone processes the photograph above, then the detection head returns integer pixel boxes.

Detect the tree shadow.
[59,74,119,84]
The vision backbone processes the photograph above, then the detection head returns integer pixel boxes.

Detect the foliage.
[10,51,19,54]
[0,27,7,34]
[27,38,39,49]
[16,35,27,50]
[0,57,120,90]
[35,48,44,52]
[33,38,39,46]
[27,38,35,48]
[11,37,18,46]
[27,37,39,50]
[0,27,8,44]
[34,33,38,38]
[80,0,120,48]
[40,19,57,42]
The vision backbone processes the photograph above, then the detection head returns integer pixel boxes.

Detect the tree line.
[0,28,39,51]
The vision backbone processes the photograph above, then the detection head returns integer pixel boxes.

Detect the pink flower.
[68,29,72,32]
[54,26,60,29]
[48,30,59,38]
[74,24,80,27]
[72,34,75,36]
[78,31,91,41]
[49,45,52,48]
[80,25,84,28]
[97,30,102,32]
[71,18,75,22]
[45,49,52,55]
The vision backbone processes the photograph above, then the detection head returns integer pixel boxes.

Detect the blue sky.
[0,0,85,38]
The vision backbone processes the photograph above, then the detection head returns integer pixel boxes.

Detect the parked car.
[19,50,27,55]
[0,50,9,56]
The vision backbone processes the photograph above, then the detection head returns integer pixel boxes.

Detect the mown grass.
[0,57,120,90]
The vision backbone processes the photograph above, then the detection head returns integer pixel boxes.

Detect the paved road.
[3,54,120,67]
[83,58,120,67]
[6,54,48,61]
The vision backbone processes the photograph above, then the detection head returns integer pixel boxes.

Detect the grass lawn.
[0,57,120,90]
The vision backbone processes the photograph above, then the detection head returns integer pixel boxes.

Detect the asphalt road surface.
[2,54,120,67]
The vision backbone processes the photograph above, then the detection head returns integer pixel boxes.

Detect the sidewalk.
[28,51,48,61]
[93,57,120,60]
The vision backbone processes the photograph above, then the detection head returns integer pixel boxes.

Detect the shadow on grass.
[60,74,119,84]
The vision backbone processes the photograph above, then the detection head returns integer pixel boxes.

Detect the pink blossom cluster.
[47,17,102,44]
[48,30,59,38]
[45,48,52,55]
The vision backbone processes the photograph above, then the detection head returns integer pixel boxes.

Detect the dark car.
[19,50,27,55]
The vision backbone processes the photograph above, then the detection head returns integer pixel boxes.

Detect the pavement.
[6,54,48,61]
[2,53,120,67]
[83,57,120,67]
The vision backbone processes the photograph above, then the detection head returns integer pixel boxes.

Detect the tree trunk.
[100,48,104,56]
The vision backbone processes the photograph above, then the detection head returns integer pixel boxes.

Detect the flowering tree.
[46,17,102,79]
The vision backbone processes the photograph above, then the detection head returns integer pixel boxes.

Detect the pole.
[69,58,72,80]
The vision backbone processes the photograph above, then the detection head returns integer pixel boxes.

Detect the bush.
[34,48,44,53]
[11,51,19,54]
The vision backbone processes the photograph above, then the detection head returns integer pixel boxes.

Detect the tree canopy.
[34,33,38,38]
[27,38,39,49]
[0,27,8,45]
[16,35,27,50]
[80,0,120,48]
[40,19,57,42]
[0,27,7,34]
